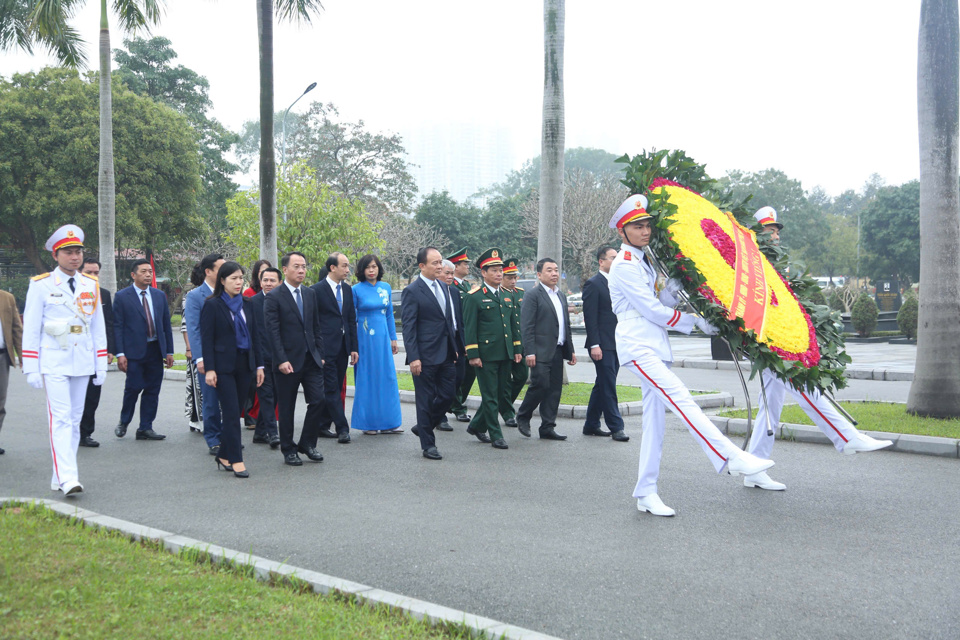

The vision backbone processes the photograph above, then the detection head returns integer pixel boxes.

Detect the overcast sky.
[0,0,923,197]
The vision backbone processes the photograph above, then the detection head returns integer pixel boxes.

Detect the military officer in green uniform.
[499,258,526,428]
[447,248,474,423]
[462,248,521,449]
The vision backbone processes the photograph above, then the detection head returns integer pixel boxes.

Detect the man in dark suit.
[310,252,359,444]
[78,258,115,447]
[264,251,326,466]
[436,259,465,431]
[113,258,175,440]
[401,247,459,460]
[582,247,628,442]
[249,267,282,449]
[516,257,576,440]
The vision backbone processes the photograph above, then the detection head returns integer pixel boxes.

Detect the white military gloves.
[93,371,106,386]
[664,278,684,296]
[27,373,43,389]
[693,316,720,335]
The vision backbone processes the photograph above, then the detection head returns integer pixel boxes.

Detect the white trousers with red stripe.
[44,374,87,489]
[626,351,742,497]
[748,370,859,459]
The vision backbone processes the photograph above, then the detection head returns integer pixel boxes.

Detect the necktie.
[141,290,156,339]
[434,281,446,316]
[336,283,343,313]
[294,287,304,319]
[68,277,75,294]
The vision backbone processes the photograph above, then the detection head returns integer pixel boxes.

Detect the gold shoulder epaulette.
[80,272,98,281]
[515,286,524,292]
[468,285,481,294]
[31,273,50,281]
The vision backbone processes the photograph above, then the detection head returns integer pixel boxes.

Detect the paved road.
[2,364,956,639]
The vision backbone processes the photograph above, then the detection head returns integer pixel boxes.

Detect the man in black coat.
[249,267,282,449]
[436,259,465,431]
[581,246,628,442]
[401,247,459,460]
[78,258,115,447]
[310,252,359,444]
[515,257,576,440]
[263,252,326,466]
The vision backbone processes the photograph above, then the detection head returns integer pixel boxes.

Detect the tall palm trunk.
[908,0,960,417]
[97,0,117,292]
[538,0,564,273]
[257,0,278,265]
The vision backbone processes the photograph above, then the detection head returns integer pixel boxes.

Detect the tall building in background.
[405,122,517,205]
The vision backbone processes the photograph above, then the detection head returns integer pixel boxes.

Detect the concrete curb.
[709,413,959,459]
[1,498,563,640]
[671,358,914,381]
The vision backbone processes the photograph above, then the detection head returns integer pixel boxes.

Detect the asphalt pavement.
[2,337,957,640]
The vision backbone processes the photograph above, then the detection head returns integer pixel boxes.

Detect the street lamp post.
[281,81,317,168]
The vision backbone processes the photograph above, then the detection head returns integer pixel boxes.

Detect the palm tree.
[908,0,960,418]
[538,0,564,273]
[0,0,162,292]
[258,0,324,266]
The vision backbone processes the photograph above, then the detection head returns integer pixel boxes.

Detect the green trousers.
[499,360,528,420]
[450,362,476,415]
[468,360,511,441]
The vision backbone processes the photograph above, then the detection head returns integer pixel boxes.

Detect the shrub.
[809,287,827,307]
[828,290,845,312]
[851,292,878,337]
[897,294,919,340]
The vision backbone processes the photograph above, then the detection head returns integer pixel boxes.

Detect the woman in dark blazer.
[201,262,264,478]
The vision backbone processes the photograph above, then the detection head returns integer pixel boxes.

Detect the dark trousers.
[517,345,565,431]
[215,355,253,464]
[120,341,163,431]
[413,358,456,451]
[275,354,325,456]
[79,378,102,437]
[254,364,278,439]
[450,358,475,415]
[319,345,349,434]
[585,348,625,431]
[199,368,222,447]
[499,359,527,421]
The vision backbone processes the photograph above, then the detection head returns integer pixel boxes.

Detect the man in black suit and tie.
[78,258,115,447]
[581,246,629,442]
[311,252,359,444]
[516,257,576,441]
[401,247,459,460]
[436,259,465,431]
[249,267,282,449]
[263,252,326,466]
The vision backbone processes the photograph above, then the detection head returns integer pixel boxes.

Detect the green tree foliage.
[828,289,845,313]
[225,163,383,272]
[898,292,919,340]
[0,68,201,272]
[851,292,879,337]
[859,180,920,285]
[237,102,417,214]
[414,191,481,249]
[114,36,239,230]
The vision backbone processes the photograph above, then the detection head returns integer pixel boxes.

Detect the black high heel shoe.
[233,468,250,478]
[215,458,233,472]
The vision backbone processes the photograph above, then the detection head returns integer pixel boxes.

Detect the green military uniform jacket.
[454,278,471,295]
[464,284,520,362]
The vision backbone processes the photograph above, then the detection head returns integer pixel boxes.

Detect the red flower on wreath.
[650,177,701,196]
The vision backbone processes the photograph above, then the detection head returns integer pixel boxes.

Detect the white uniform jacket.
[609,243,695,364]
[22,268,108,376]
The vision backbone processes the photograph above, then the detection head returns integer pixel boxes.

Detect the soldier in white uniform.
[743,207,892,491]
[607,195,776,517]
[22,225,108,496]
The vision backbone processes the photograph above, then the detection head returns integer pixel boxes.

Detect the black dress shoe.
[233,468,250,478]
[466,426,491,443]
[0,447,4,454]
[583,426,612,437]
[611,430,630,442]
[208,445,220,456]
[504,417,518,428]
[297,445,324,462]
[455,413,471,423]
[411,425,421,437]
[317,429,337,439]
[115,422,128,438]
[338,433,351,444]
[492,438,508,449]
[517,421,531,438]
[436,417,453,431]
[252,435,270,444]
[136,429,166,440]
[539,428,567,441]
[79,436,100,447]
[422,447,442,460]
[284,453,303,466]
[268,435,281,449]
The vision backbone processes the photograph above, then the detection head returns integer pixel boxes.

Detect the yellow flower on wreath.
[653,185,815,359]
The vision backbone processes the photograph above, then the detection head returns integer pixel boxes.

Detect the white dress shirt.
[541,282,565,346]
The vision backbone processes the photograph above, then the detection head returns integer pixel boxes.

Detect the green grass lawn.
[718,402,960,439]
[0,503,468,640]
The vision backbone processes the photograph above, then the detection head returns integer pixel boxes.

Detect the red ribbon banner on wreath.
[726,221,768,339]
